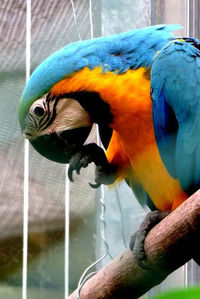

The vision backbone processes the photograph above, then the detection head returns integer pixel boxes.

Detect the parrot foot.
[68,143,117,186]
[130,210,170,270]
[89,163,117,188]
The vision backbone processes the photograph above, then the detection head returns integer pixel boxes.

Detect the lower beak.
[30,126,92,163]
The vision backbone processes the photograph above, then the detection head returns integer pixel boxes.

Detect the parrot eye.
[33,106,45,117]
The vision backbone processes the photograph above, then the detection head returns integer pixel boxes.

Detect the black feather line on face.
[39,98,50,128]
[40,96,60,131]
[54,91,113,126]
[36,93,58,132]
[38,102,48,126]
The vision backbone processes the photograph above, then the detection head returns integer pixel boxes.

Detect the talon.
[89,182,101,188]
[75,162,84,175]
[130,210,170,270]
[68,166,74,182]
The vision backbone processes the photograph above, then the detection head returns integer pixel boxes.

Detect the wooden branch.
[69,189,200,299]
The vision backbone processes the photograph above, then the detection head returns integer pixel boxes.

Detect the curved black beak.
[30,126,92,163]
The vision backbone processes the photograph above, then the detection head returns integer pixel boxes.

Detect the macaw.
[18,24,200,266]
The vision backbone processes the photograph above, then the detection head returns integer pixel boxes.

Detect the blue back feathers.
[151,38,200,193]
[19,24,181,129]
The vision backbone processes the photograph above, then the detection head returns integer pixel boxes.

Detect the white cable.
[186,0,190,37]
[115,187,128,248]
[65,165,70,298]
[70,0,82,40]
[76,189,113,299]
[184,0,190,288]
[23,140,29,299]
[89,0,94,39]
[23,1,31,299]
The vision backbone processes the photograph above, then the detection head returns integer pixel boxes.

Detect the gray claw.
[76,169,80,175]
[68,166,74,182]
[89,182,101,188]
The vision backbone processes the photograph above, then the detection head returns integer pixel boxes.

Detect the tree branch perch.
[69,189,200,299]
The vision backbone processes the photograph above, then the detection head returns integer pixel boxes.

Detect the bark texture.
[69,190,200,299]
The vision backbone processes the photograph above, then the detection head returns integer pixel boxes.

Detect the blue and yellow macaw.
[18,24,200,264]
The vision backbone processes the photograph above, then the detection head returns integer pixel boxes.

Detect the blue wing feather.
[152,89,178,178]
[151,39,200,192]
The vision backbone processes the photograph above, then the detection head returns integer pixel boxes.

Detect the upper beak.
[30,126,92,163]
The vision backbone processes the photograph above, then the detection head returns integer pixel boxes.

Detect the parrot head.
[20,92,92,163]
[18,42,93,163]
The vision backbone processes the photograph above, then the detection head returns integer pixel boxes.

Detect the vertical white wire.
[89,0,94,39]
[65,165,70,298]
[23,0,31,298]
[70,0,82,40]
[184,0,190,288]
[186,0,190,37]
[23,140,29,299]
